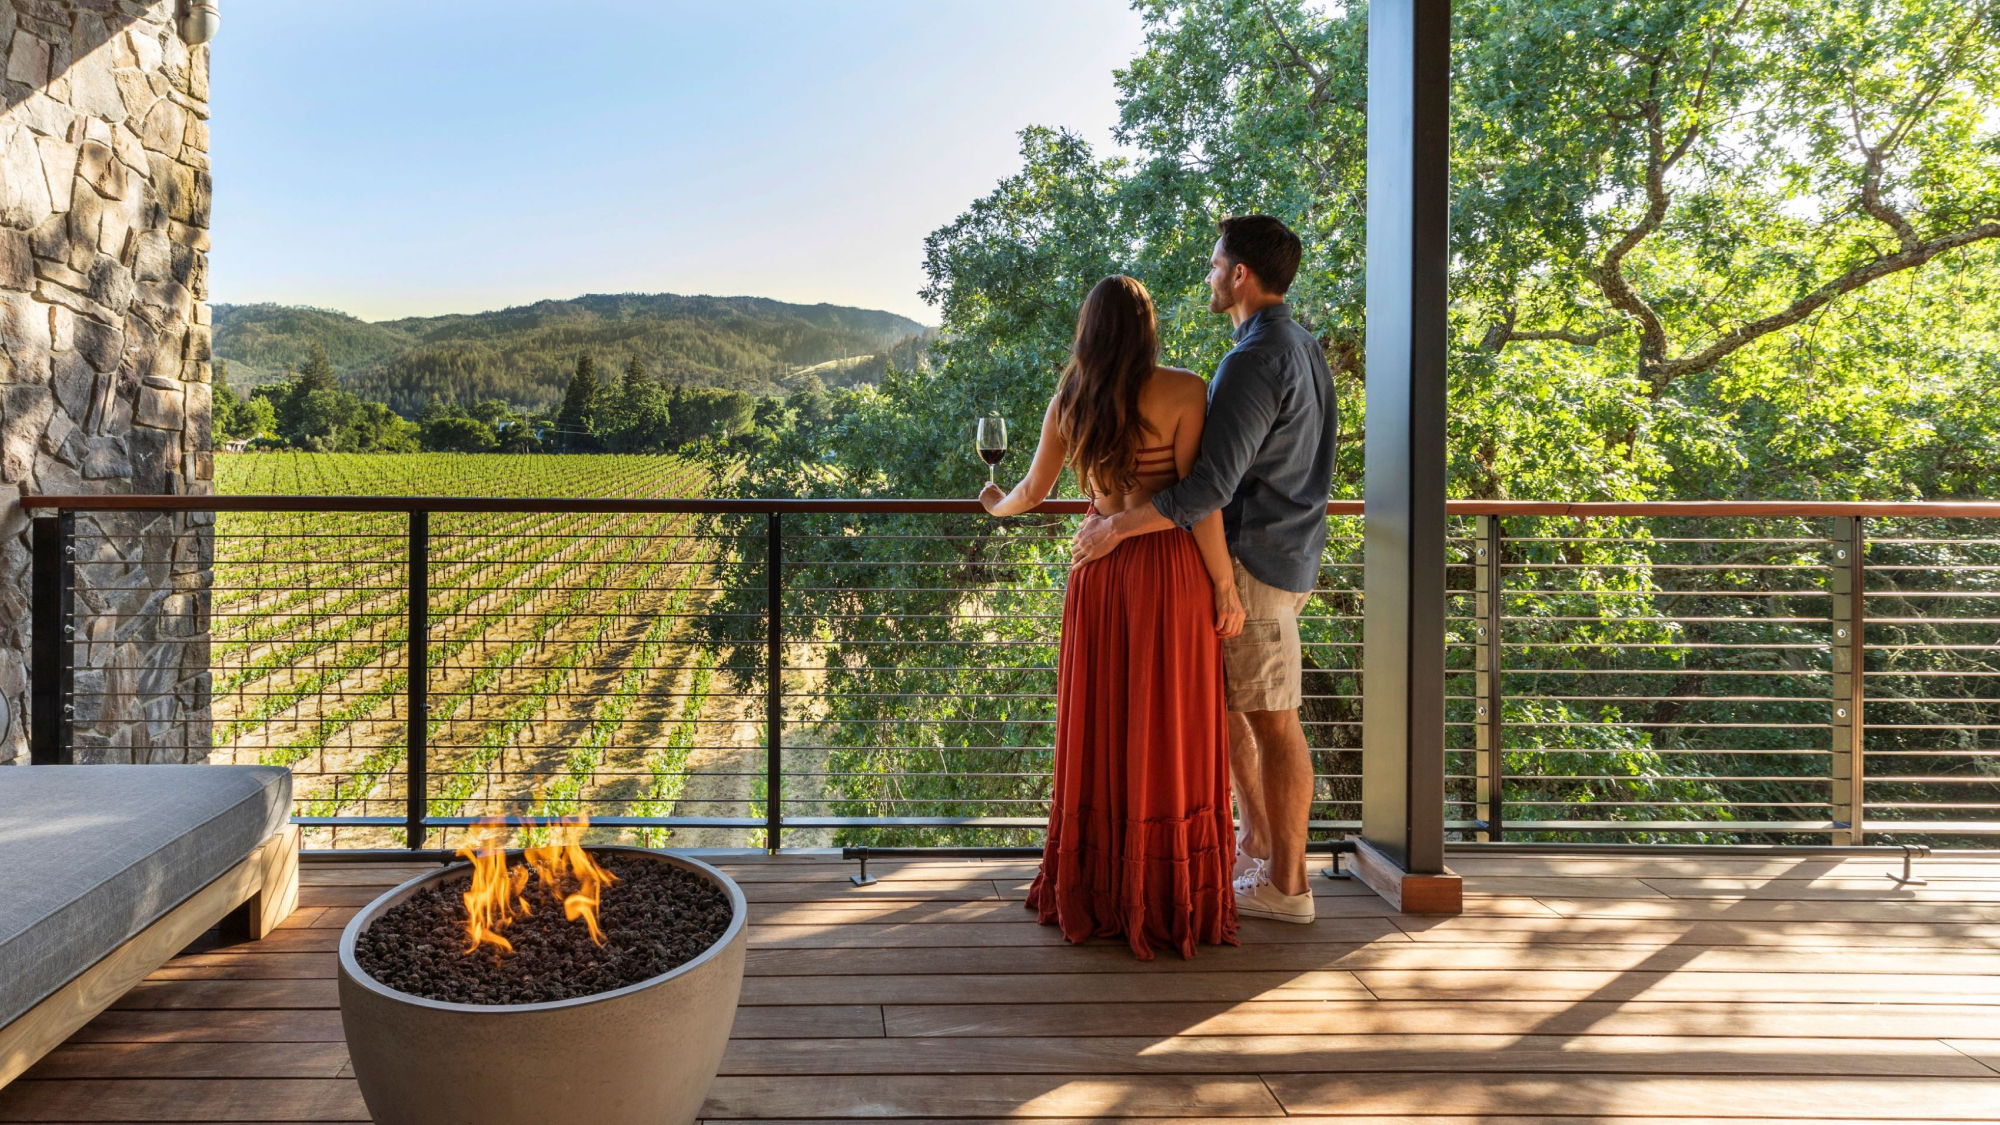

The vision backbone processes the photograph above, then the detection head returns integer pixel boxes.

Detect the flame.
[458,820,518,955]
[523,819,619,945]
[454,816,619,955]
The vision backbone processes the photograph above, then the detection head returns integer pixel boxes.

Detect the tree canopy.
[756,0,2000,509]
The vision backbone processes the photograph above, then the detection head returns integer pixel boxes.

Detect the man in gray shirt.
[1071,215,1337,924]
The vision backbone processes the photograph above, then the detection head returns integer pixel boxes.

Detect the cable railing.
[22,494,2000,850]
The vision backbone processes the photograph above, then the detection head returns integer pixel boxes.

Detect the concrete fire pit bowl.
[337,848,746,1125]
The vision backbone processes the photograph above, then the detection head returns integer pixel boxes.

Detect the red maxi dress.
[1025,444,1238,960]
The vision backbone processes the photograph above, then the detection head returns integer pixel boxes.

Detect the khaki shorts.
[1221,556,1312,713]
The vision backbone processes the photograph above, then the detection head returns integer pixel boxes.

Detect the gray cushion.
[0,765,291,1028]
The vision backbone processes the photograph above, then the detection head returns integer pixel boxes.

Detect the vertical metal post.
[1829,516,1865,846]
[1360,0,1452,874]
[1474,515,1504,841]
[406,510,429,850]
[30,513,76,765]
[765,512,784,854]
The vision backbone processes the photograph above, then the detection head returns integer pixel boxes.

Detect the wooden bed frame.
[0,824,299,1088]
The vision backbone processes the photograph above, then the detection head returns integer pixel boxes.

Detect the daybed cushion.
[0,765,291,1028]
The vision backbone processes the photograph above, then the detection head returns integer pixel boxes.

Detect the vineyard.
[208,453,761,849]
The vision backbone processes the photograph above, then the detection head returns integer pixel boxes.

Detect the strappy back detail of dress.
[1133,441,1178,484]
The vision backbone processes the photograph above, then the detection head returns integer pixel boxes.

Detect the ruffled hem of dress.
[1024,803,1239,961]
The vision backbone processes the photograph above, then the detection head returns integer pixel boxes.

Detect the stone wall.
[0,0,213,764]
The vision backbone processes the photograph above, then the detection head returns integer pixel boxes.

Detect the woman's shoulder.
[1149,366,1208,403]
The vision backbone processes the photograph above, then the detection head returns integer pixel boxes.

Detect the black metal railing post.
[30,512,76,764]
[1474,515,1505,840]
[406,510,429,850]
[765,512,784,853]
[1830,515,1865,845]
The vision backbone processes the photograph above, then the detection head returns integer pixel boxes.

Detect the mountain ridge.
[213,292,932,415]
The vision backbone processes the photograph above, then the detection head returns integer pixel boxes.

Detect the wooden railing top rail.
[19,495,2000,517]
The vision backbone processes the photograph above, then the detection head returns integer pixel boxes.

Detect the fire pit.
[337,827,746,1125]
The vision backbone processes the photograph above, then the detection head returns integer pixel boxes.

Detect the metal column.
[406,510,429,850]
[765,512,784,853]
[1360,0,1452,873]
[1829,516,1865,846]
[1474,516,1504,841]
[30,513,76,765]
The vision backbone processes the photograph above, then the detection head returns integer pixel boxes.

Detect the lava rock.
[353,853,731,1005]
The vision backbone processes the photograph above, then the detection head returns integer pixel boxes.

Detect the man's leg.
[1229,713,1269,865]
[1245,708,1312,896]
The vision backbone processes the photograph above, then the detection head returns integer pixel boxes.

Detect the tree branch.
[1512,322,1630,347]
[1844,13,1979,254]
[1659,220,2000,380]
[1254,0,1336,110]
[1857,147,1921,253]
[1584,3,1748,391]
[1589,101,1674,380]
[1480,306,1517,352]
[1484,304,1629,352]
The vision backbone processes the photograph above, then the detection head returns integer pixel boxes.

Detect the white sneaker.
[1232,850,1267,883]
[1234,866,1315,924]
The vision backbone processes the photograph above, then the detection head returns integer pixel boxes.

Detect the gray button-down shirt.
[1151,303,1337,593]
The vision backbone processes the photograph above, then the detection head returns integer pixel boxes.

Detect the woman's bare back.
[1090,367,1208,517]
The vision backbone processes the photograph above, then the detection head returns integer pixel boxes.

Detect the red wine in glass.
[977,416,1007,483]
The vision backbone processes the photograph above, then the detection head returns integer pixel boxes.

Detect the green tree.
[212,359,250,442]
[555,353,601,451]
[422,413,499,453]
[235,393,277,443]
[296,340,338,395]
[727,0,2000,845]
[665,386,756,447]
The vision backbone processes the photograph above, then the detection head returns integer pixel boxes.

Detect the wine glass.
[976,415,1007,484]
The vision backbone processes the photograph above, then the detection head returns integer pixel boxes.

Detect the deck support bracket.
[1887,843,1929,887]
[1347,835,1462,914]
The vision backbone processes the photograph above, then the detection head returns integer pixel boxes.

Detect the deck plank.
[882,1000,2000,1039]
[1350,969,2000,1003]
[714,1034,1994,1078]
[701,1074,1284,1118]
[741,970,1374,1005]
[737,942,2000,978]
[0,1078,369,1122]
[1264,1072,2000,1119]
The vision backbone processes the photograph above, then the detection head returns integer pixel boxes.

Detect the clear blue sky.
[207,1,1149,324]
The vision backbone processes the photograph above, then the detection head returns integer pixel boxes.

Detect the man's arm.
[1070,501,1171,565]
[1071,354,1280,566]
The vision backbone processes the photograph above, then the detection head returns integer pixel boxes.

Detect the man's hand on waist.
[1071,504,1172,567]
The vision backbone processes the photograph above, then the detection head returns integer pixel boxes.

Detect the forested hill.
[213,294,932,415]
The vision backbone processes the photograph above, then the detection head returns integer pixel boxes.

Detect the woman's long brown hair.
[1054,275,1160,497]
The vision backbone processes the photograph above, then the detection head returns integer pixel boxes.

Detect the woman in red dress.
[980,275,1246,960]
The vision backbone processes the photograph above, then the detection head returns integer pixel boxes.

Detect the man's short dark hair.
[1217,214,1302,296]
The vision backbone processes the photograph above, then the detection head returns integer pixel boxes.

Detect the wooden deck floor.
[4,851,2000,1123]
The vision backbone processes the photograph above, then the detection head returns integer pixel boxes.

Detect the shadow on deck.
[4,852,1999,1123]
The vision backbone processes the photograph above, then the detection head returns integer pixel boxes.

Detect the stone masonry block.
[52,350,93,419]
[35,134,76,212]
[78,140,128,201]
[1,124,56,230]
[6,31,49,87]
[134,383,183,429]
[71,313,121,371]
[0,228,30,288]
